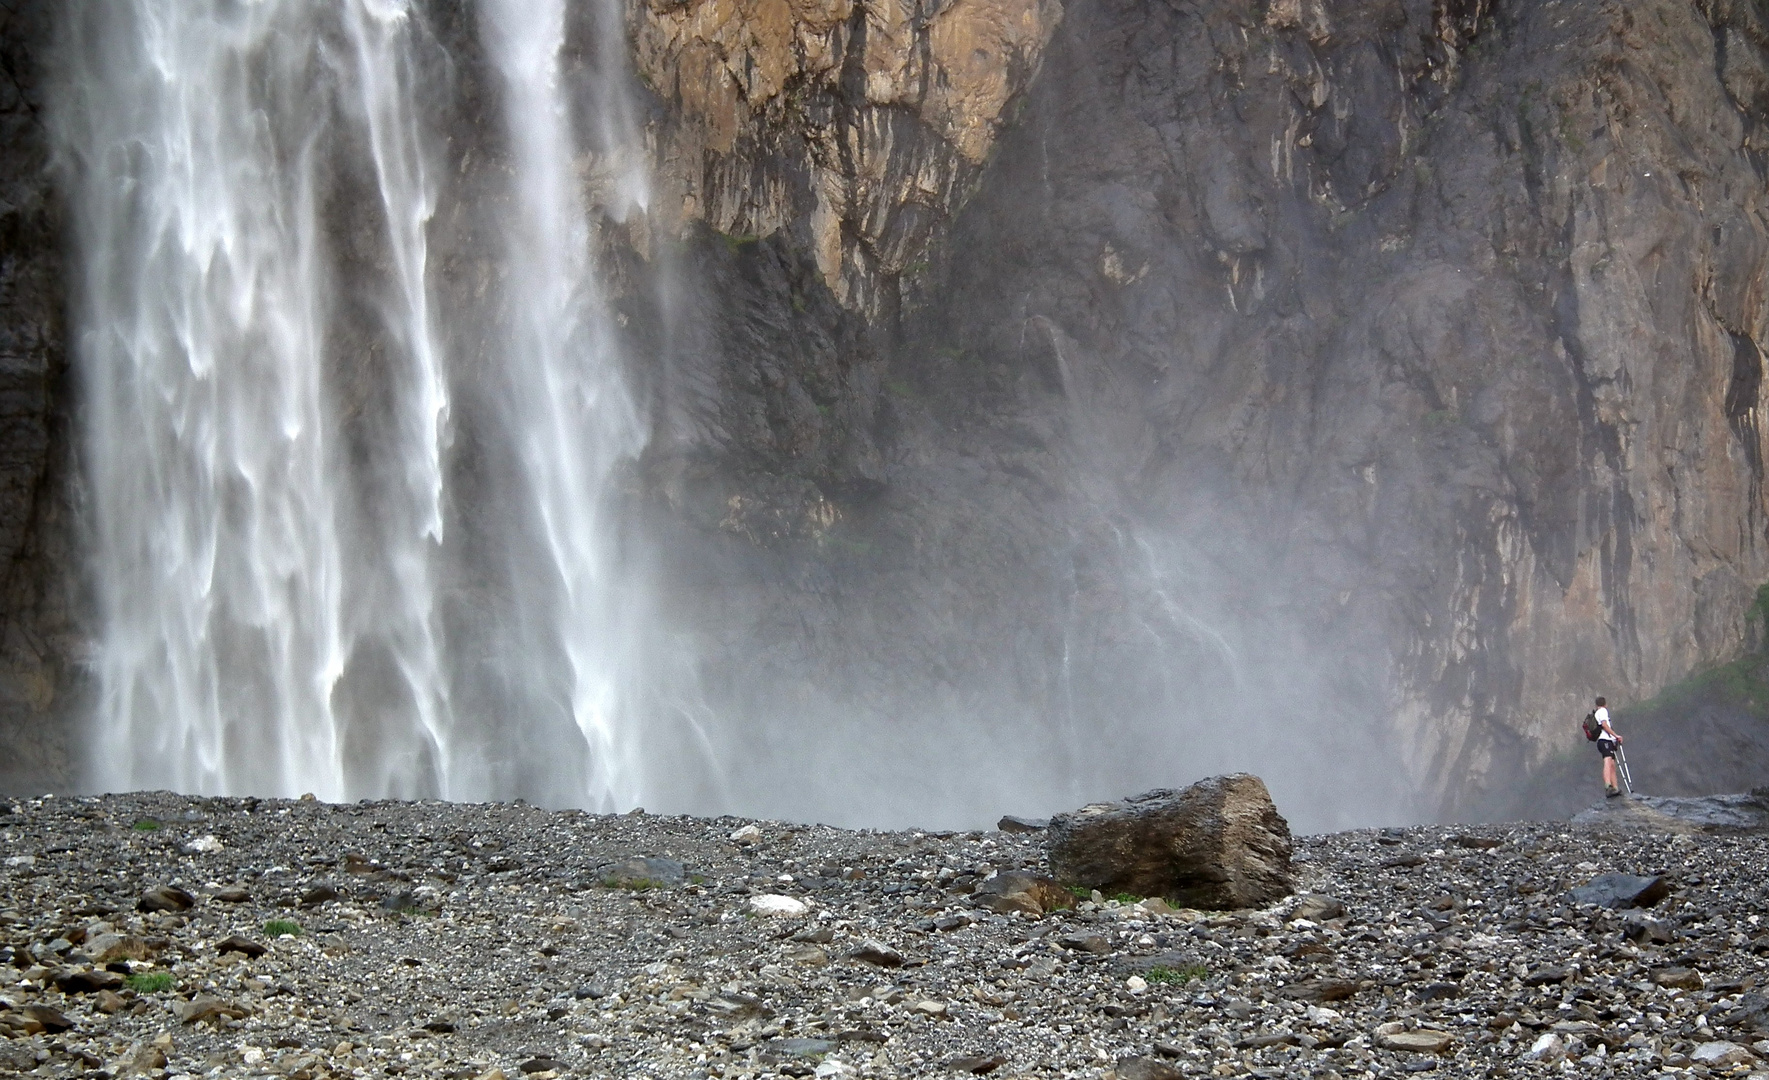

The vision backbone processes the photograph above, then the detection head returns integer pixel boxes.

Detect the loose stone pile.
[3,790,1769,1079]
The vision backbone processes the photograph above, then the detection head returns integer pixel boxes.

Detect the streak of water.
[475,0,649,809]
[54,1,452,799]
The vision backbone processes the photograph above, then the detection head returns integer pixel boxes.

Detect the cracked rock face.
[1046,776,1296,911]
[630,0,1062,313]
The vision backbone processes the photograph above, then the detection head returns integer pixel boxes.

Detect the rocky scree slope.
[2,791,1769,1078]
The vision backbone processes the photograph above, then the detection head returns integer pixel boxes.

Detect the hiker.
[1592,696,1624,797]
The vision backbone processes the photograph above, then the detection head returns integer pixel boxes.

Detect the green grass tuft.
[1144,964,1208,984]
[263,919,302,937]
[131,819,159,831]
[1112,892,1142,904]
[126,971,173,993]
[603,877,661,891]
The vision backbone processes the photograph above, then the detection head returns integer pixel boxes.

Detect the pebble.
[0,791,1765,1079]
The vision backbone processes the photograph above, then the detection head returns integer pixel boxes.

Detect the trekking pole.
[1615,745,1634,796]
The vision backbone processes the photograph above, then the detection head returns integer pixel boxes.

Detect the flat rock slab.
[1375,1028,1454,1053]
[1571,788,1769,833]
[1568,872,1669,908]
[1046,774,1294,910]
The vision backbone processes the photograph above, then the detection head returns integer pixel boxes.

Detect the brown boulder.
[1046,775,1294,910]
[969,871,1076,915]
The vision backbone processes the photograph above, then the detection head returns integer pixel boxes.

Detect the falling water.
[471,0,649,809]
[51,0,658,803]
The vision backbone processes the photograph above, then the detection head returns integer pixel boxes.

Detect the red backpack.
[1581,712,1601,741]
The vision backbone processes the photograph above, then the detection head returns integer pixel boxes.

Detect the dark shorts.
[1597,739,1617,759]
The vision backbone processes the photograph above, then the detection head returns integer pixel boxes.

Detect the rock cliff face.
[0,3,78,795]
[5,0,1769,824]
[625,0,1769,823]
[630,0,1062,314]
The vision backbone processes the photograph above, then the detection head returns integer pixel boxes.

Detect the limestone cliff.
[628,0,1061,314]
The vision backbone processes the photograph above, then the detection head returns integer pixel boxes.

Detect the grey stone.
[137,885,194,912]
[969,871,1075,916]
[1568,873,1670,909]
[1047,776,1294,910]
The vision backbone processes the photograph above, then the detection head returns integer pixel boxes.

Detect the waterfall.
[52,0,655,804]
[472,0,649,809]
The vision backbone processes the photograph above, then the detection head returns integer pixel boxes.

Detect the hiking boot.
[1605,785,1620,798]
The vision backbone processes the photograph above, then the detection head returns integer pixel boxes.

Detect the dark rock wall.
[0,0,78,794]
[635,0,1769,822]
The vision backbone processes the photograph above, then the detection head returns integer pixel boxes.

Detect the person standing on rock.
[1593,696,1624,797]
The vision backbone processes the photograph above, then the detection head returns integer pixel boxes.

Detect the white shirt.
[1595,706,1617,741]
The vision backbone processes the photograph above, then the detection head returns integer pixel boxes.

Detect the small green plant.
[1145,964,1209,985]
[263,919,302,937]
[1748,582,1769,647]
[603,877,660,891]
[1065,884,1091,900]
[719,232,760,255]
[1422,408,1458,429]
[131,819,159,831]
[126,971,173,993]
[1112,892,1142,904]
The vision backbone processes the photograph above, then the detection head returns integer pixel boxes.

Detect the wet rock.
[1571,790,1769,833]
[969,871,1074,915]
[54,966,124,993]
[1046,775,1294,910]
[1621,911,1676,943]
[174,994,247,1024]
[86,932,151,964]
[1109,1057,1186,1080]
[1720,993,1769,1037]
[1651,966,1704,990]
[600,856,685,889]
[1292,893,1345,921]
[1568,873,1670,909]
[1282,979,1361,1002]
[137,884,194,912]
[847,939,906,967]
[1690,1040,1757,1068]
[947,1051,1008,1074]
[215,935,267,958]
[1523,966,1571,986]
[19,1004,73,1033]
[1056,931,1110,955]
[518,1057,567,1074]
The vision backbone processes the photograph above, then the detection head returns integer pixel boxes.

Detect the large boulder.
[1046,775,1294,910]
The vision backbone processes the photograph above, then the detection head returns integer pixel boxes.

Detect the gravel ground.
[3,790,1769,1079]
